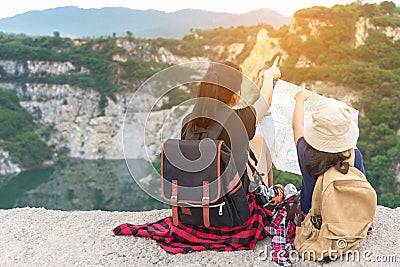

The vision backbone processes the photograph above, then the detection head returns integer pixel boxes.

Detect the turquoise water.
[0,159,168,211]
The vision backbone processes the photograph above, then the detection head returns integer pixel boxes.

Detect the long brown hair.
[305,142,350,180]
[187,61,242,133]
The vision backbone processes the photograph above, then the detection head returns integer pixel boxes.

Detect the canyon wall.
[1,15,399,176]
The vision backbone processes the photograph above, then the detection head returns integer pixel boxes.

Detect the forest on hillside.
[0,1,399,207]
[279,2,400,208]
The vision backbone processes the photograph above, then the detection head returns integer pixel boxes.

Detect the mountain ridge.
[0,6,290,39]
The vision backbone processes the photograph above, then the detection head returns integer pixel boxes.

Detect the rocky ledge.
[0,206,398,266]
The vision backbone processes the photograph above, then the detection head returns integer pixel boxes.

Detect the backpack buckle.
[202,196,209,201]
[202,181,210,227]
[202,181,210,206]
[311,215,322,230]
[171,180,179,226]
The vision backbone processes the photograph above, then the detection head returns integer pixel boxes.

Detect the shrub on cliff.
[0,89,52,168]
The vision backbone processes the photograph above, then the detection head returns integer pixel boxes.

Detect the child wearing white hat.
[292,87,366,214]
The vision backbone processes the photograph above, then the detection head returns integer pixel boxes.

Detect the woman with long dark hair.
[182,58,280,191]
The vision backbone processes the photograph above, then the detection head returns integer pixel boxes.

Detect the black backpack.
[161,113,250,228]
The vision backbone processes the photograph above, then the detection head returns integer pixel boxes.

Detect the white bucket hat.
[304,98,359,153]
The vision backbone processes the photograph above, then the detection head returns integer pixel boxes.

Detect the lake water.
[0,159,168,211]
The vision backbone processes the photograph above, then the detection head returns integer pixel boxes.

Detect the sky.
[0,0,399,19]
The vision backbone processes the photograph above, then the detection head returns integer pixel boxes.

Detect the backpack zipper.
[218,202,225,215]
[179,201,226,215]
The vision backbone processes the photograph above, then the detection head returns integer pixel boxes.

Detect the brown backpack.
[294,149,377,261]
[161,110,250,228]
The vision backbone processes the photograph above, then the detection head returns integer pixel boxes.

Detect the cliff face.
[1,81,188,163]
[0,149,21,176]
[1,13,399,176]
[240,29,281,84]
[288,17,332,41]
[354,17,400,47]
[0,59,88,75]
[112,39,210,64]
[0,37,259,174]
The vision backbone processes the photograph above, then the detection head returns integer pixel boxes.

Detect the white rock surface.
[0,60,78,75]
[0,60,24,75]
[354,17,400,47]
[240,29,282,84]
[0,206,398,266]
[0,148,21,176]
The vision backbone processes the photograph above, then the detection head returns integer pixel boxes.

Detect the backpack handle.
[181,110,233,140]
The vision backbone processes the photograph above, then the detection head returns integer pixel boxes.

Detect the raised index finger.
[272,56,280,67]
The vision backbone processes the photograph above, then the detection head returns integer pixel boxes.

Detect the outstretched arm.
[292,84,309,144]
[253,56,281,122]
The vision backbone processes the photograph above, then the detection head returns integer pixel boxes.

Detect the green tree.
[360,3,379,17]
[0,89,53,167]
[2,132,52,167]
[380,1,396,15]
[379,193,400,208]
[126,30,134,41]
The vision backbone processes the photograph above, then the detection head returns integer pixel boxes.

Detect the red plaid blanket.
[113,193,271,253]
[113,193,306,266]
[113,192,374,266]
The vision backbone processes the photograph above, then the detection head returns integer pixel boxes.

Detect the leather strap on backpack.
[202,181,210,228]
[171,180,179,226]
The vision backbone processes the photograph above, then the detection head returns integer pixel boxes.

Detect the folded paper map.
[256,80,359,175]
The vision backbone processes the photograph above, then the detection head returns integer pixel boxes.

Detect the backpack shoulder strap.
[183,109,234,140]
[181,116,225,140]
[206,120,224,140]
[310,173,324,216]
[207,107,236,140]
[181,113,208,140]
[347,148,356,167]
[341,148,356,167]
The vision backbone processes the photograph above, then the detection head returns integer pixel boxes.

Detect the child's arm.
[292,84,309,144]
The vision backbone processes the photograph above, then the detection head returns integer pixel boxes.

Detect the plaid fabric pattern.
[262,195,305,267]
[113,193,301,266]
[367,222,374,235]
[112,193,373,266]
[113,193,269,253]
